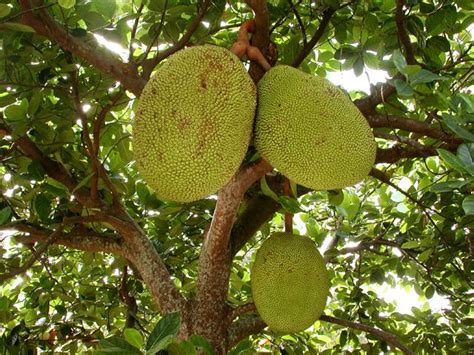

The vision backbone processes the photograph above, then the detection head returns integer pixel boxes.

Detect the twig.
[288,0,307,45]
[0,226,63,283]
[292,8,335,67]
[142,0,210,79]
[129,2,145,62]
[320,315,414,354]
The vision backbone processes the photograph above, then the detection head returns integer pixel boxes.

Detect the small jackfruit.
[251,232,330,333]
[133,45,256,202]
[255,65,376,190]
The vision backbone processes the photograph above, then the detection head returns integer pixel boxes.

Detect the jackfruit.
[251,232,330,333]
[133,45,256,202]
[254,65,376,190]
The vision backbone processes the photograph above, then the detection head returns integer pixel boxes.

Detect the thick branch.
[14,134,98,208]
[320,315,414,355]
[230,194,280,256]
[395,0,416,65]
[367,114,462,145]
[7,224,125,255]
[292,8,335,67]
[19,1,145,96]
[354,81,398,115]
[194,159,272,342]
[227,313,266,348]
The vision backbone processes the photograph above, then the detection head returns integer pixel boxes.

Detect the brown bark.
[193,159,272,352]
[18,0,146,96]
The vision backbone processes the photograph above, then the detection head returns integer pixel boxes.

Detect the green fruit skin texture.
[133,45,256,202]
[255,65,376,191]
[251,232,330,333]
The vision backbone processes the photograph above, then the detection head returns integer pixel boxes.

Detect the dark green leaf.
[443,115,474,142]
[94,336,141,354]
[462,195,474,215]
[123,328,143,349]
[0,207,12,225]
[145,312,180,353]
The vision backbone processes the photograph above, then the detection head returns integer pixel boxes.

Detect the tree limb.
[141,0,211,79]
[354,81,399,115]
[367,114,461,145]
[18,0,145,96]
[227,313,266,348]
[194,159,272,344]
[0,226,62,283]
[320,315,414,355]
[395,0,417,65]
[292,8,335,67]
[244,0,271,82]
[231,194,280,256]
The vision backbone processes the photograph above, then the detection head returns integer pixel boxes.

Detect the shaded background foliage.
[0,0,473,353]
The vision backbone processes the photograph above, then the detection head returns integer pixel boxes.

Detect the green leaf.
[401,240,421,249]
[260,176,279,202]
[409,69,448,85]
[392,79,414,97]
[419,248,433,263]
[0,4,11,18]
[425,285,435,299]
[94,336,141,354]
[437,149,467,173]
[278,196,303,214]
[58,0,76,9]
[0,207,12,225]
[0,22,35,32]
[34,194,51,222]
[145,312,181,354]
[430,180,468,192]
[462,195,474,215]
[188,335,214,355]
[72,172,95,194]
[392,49,407,72]
[443,115,474,142]
[4,103,28,122]
[123,328,144,350]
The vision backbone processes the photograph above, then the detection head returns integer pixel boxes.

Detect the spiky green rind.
[133,45,256,202]
[251,233,330,333]
[255,65,376,190]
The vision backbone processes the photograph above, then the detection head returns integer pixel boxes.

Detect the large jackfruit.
[251,233,330,333]
[255,65,376,190]
[133,45,256,202]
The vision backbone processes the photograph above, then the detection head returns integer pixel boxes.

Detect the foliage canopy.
[0,0,473,353]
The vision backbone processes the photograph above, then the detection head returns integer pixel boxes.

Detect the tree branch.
[354,80,399,115]
[0,226,62,283]
[288,0,307,45]
[292,8,335,67]
[5,223,125,255]
[367,114,461,145]
[320,315,414,355]
[142,0,211,79]
[18,0,146,96]
[227,313,266,348]
[244,0,271,82]
[195,159,272,343]
[395,0,417,65]
[231,194,280,256]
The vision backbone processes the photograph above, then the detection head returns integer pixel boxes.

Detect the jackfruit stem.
[246,45,271,71]
[230,20,255,58]
[283,177,293,233]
